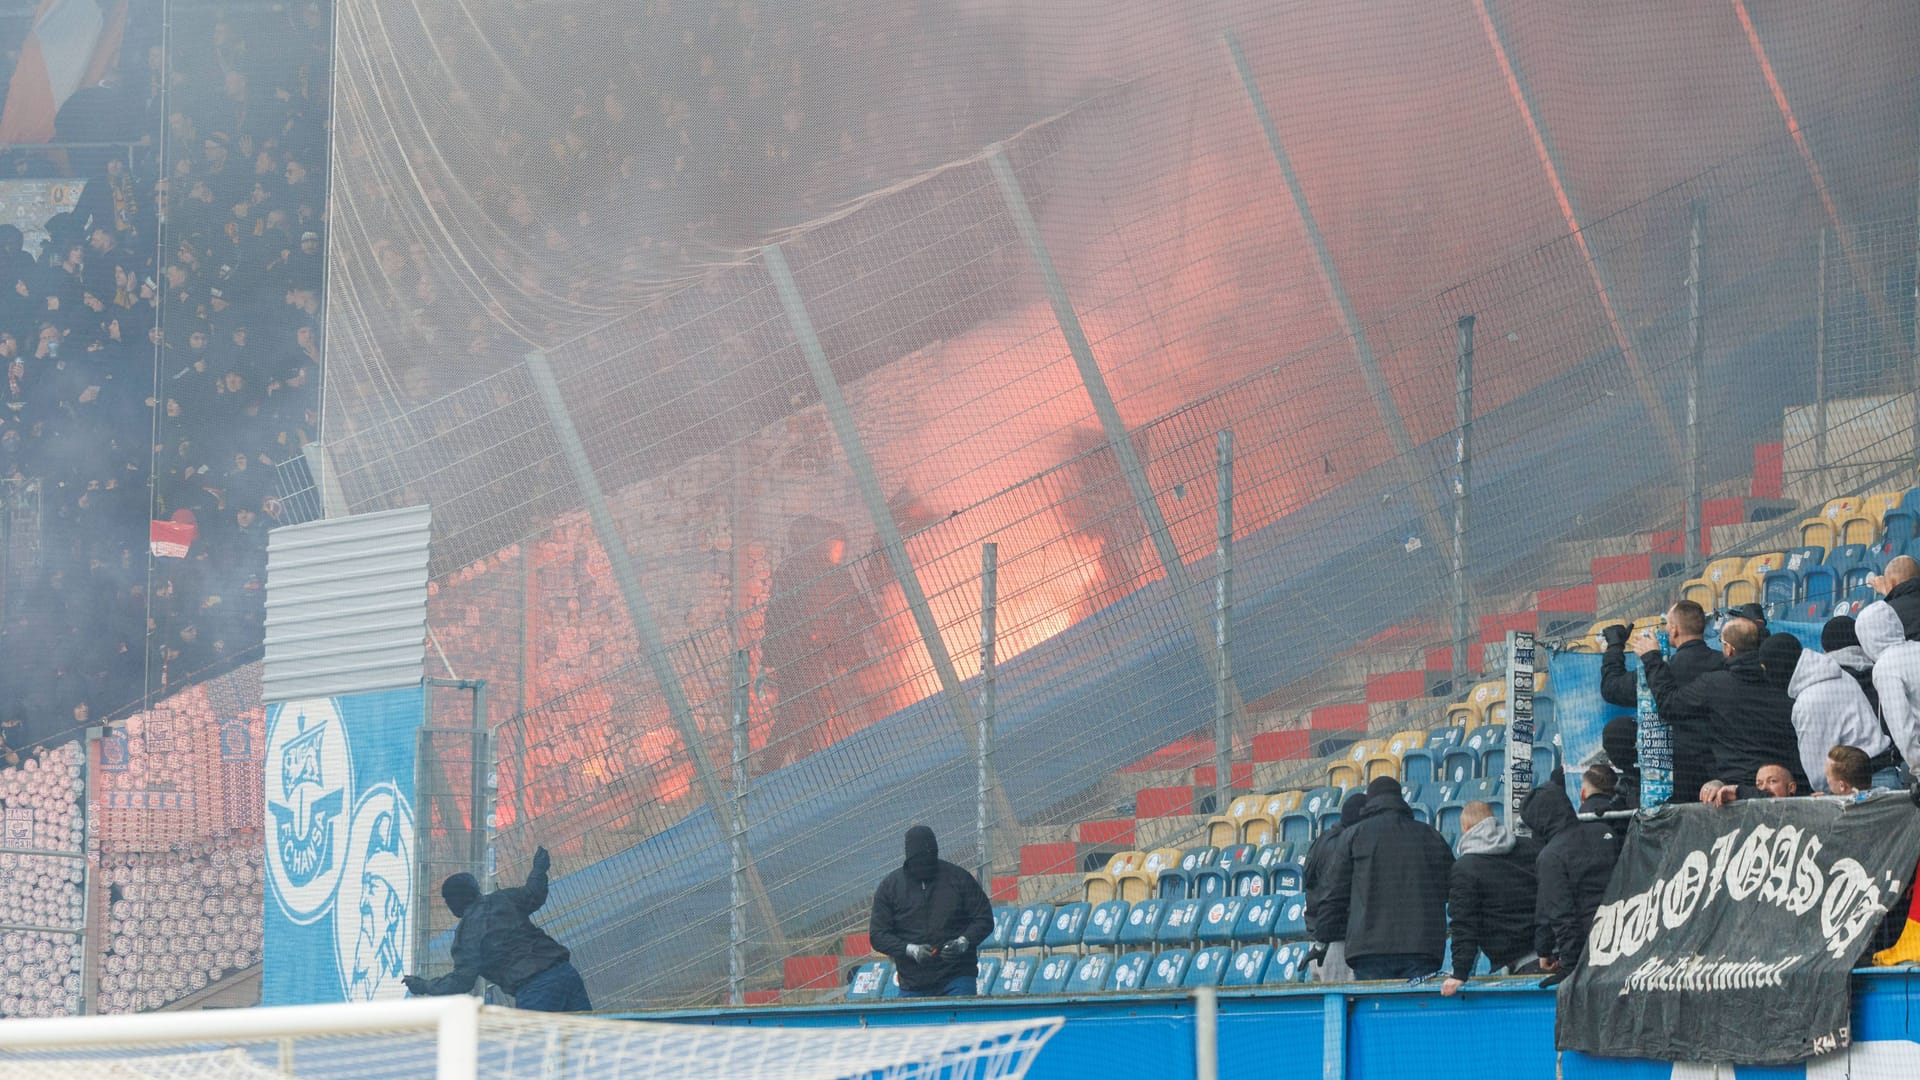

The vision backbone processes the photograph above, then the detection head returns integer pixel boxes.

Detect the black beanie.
[1364,775,1401,798]
[1822,615,1860,653]
[1602,716,1638,773]
[1339,791,1370,827]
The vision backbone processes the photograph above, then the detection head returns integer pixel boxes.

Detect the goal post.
[0,998,1065,1080]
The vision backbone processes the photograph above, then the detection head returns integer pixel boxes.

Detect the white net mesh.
[0,1004,1063,1080]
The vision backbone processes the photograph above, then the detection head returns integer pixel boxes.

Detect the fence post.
[1452,316,1475,688]
[978,544,998,887]
[524,350,784,948]
[1685,200,1707,576]
[1213,432,1235,817]
[730,649,750,1007]
[1814,228,1828,472]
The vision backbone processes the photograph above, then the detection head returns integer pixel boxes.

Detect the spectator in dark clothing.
[1636,617,1809,801]
[1441,800,1543,996]
[1600,717,1641,812]
[1319,777,1454,981]
[404,846,592,1011]
[1524,768,1621,985]
[869,826,993,997]
[1603,601,1722,802]
[1868,555,1920,639]
[1304,790,1367,982]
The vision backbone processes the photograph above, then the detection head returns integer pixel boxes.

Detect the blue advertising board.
[263,686,425,1005]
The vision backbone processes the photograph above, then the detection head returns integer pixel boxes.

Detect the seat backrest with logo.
[1196,896,1245,945]
[1143,949,1192,990]
[992,955,1037,995]
[974,956,1001,993]
[1064,953,1112,993]
[1026,953,1074,995]
[1156,898,1204,946]
[982,906,1013,952]
[1234,895,1281,941]
[1107,952,1152,991]
[1009,904,1053,950]
[1272,892,1308,939]
[1043,901,1091,951]
[1183,946,1231,988]
[1223,944,1272,986]
[1117,898,1169,949]
[846,960,893,1002]
[1081,900,1130,950]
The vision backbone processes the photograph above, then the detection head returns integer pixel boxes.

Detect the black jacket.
[869,830,994,992]
[1523,787,1620,970]
[1303,823,1351,944]
[1606,638,1723,802]
[1318,790,1454,963]
[422,860,569,996]
[1885,578,1920,641]
[1447,823,1543,980]
[1642,649,1809,796]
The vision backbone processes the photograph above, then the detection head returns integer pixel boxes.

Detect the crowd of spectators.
[1295,574,1920,990]
[0,3,329,755]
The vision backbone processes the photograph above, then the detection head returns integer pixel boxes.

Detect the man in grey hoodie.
[1441,801,1542,996]
[1785,637,1888,792]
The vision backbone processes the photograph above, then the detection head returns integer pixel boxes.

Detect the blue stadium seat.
[1229,860,1269,897]
[1143,949,1192,989]
[1480,746,1505,780]
[1157,867,1194,899]
[1761,566,1800,608]
[1825,542,1868,580]
[1314,805,1342,835]
[1224,945,1272,986]
[1082,900,1130,951]
[1263,942,1312,984]
[1118,899,1170,949]
[847,960,893,1001]
[1193,865,1229,899]
[1065,953,1112,993]
[975,956,1001,993]
[1196,896,1245,945]
[1441,744,1477,784]
[1532,743,1559,781]
[1183,946,1231,987]
[983,907,1013,952]
[1044,902,1091,951]
[1234,894,1282,942]
[1400,748,1439,789]
[1299,787,1344,820]
[1781,545,1826,574]
[1271,892,1308,939]
[1406,781,1438,815]
[1426,726,1467,756]
[1107,952,1152,992]
[1178,846,1221,872]
[1216,843,1258,874]
[1886,510,1920,549]
[1269,857,1305,894]
[1009,904,1052,951]
[1157,899,1204,947]
[1253,841,1293,868]
[1277,811,1314,849]
[1027,953,1074,994]
[1435,802,1465,845]
[992,956,1037,995]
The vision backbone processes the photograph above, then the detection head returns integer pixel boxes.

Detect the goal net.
[0,998,1063,1080]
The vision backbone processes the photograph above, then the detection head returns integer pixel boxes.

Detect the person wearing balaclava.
[869,826,994,996]
[1600,717,1641,812]
[403,846,592,1011]
[1303,791,1367,981]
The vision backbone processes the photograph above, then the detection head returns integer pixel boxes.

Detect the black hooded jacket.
[1641,648,1809,797]
[1318,789,1454,963]
[869,827,994,991]
[1885,577,1920,641]
[1522,786,1619,969]
[1446,817,1543,981]
[1304,793,1367,945]
[421,850,570,996]
[1605,638,1723,802]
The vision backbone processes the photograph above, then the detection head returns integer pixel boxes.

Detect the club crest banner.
[1557,793,1920,1064]
[263,686,424,1005]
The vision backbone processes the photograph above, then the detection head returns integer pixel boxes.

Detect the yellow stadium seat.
[1205,794,1266,848]
[1328,739,1379,789]
[1720,552,1784,608]
[1799,497,1859,550]
[1260,790,1304,821]
[1444,700,1482,731]
[1119,848,1181,902]
[1084,850,1144,904]
[1838,492,1903,546]
[1362,746,1403,783]
[1382,729,1428,757]
[1678,556,1746,612]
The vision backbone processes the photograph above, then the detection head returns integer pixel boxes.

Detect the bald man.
[1640,618,1808,800]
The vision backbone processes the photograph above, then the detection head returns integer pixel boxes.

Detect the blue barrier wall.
[629,971,1919,1079]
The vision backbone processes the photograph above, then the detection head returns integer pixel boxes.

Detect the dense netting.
[0,742,85,1019]
[309,0,1920,1009]
[0,2,329,757]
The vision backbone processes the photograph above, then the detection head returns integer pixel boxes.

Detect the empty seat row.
[845,942,1319,1000]
[1798,490,1920,552]
[987,894,1312,957]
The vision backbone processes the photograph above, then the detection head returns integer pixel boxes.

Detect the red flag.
[149,510,197,558]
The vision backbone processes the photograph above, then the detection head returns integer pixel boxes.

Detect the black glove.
[532,846,551,873]
[1305,942,1328,967]
[939,936,971,956]
[402,975,429,996]
[1538,969,1569,989]
[1601,623,1631,649]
